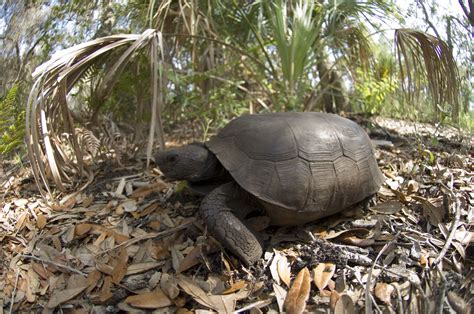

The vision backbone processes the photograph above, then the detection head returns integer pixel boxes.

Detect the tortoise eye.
[167,154,178,163]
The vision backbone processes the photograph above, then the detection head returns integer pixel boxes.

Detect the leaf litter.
[0,116,472,313]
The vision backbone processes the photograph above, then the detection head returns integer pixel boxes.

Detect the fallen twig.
[20,254,87,276]
[433,180,461,266]
[9,270,20,314]
[100,218,196,254]
[365,232,400,314]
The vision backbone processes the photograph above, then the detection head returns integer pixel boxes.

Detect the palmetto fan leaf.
[26,29,166,196]
[267,0,320,94]
[395,29,460,121]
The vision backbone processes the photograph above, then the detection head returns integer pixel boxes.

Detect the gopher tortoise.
[155,112,384,265]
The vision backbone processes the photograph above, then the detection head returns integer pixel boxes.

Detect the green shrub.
[0,84,26,155]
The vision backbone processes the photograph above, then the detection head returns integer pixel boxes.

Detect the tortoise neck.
[189,150,227,182]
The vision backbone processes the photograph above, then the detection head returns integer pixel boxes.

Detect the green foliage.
[266,0,320,96]
[354,68,397,114]
[353,47,398,114]
[164,68,251,137]
[0,84,26,155]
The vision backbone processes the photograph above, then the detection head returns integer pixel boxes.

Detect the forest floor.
[0,115,472,313]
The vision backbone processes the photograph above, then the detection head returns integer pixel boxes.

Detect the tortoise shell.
[206,112,384,225]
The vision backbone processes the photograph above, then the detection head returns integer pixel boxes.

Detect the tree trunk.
[316,56,348,113]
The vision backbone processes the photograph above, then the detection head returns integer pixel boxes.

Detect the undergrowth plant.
[0,84,25,156]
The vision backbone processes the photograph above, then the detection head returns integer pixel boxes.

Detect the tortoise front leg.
[200,182,263,265]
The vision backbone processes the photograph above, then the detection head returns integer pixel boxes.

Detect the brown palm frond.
[341,24,373,72]
[395,29,461,121]
[26,29,166,196]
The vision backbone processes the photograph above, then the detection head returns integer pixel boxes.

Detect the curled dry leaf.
[176,274,248,313]
[313,262,336,292]
[284,267,311,314]
[124,289,172,309]
[374,282,394,305]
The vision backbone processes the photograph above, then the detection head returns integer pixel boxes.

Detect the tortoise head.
[155,143,218,182]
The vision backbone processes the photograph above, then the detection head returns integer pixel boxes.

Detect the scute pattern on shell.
[206,112,384,222]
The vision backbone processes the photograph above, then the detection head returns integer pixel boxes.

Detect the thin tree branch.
[15,32,47,83]
[418,0,442,39]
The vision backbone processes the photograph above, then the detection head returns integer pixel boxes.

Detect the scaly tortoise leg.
[200,182,263,265]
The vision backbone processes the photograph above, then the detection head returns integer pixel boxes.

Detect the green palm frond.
[267,0,321,95]
[26,29,166,195]
[395,29,460,121]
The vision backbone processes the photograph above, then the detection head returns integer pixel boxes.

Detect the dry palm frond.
[26,29,166,196]
[395,29,460,121]
[337,24,373,74]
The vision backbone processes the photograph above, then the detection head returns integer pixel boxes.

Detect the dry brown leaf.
[90,224,129,243]
[36,213,47,229]
[313,262,336,292]
[322,228,370,240]
[86,269,102,293]
[277,255,291,288]
[284,267,311,314]
[222,281,247,294]
[112,248,128,284]
[131,181,167,198]
[99,276,113,302]
[171,245,184,272]
[124,289,172,309]
[132,203,158,218]
[46,285,87,308]
[370,201,403,214]
[31,262,53,280]
[334,294,355,314]
[15,212,28,230]
[160,273,180,299]
[176,274,248,313]
[421,199,444,226]
[67,274,88,289]
[75,223,92,236]
[148,219,161,230]
[25,266,40,302]
[374,282,394,305]
[127,261,164,275]
[330,290,341,311]
[178,241,219,273]
[341,236,375,247]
